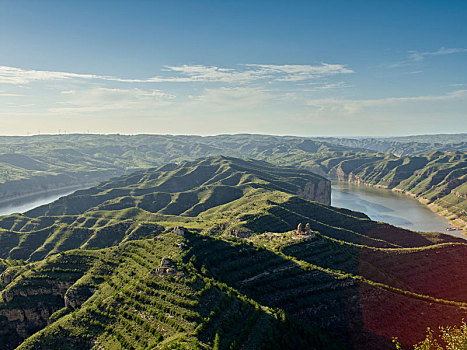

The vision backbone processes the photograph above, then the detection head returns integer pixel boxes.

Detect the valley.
[0,155,466,349]
[3,2,466,349]
[0,134,465,230]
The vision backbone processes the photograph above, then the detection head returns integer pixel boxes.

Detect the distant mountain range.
[314,134,467,156]
[0,133,465,229]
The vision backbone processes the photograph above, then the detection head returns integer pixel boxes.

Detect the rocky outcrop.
[452,190,467,200]
[172,226,186,237]
[328,166,368,185]
[295,223,316,238]
[297,179,331,205]
[64,285,96,310]
[0,279,82,348]
[1,280,72,303]
[154,257,177,276]
[1,269,17,286]
[0,306,57,350]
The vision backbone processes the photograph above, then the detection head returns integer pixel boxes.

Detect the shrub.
[394,321,467,350]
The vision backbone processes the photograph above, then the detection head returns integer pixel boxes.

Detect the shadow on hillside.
[184,232,398,350]
[281,236,467,348]
[246,196,460,249]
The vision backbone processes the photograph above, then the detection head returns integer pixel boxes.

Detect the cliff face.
[297,179,331,205]
[0,252,97,350]
[452,190,467,200]
[0,281,71,348]
[328,166,368,185]
[0,306,53,339]
[1,280,72,303]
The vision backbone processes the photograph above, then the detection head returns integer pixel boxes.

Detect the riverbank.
[392,189,467,232]
[333,179,466,234]
[426,202,467,234]
[0,183,98,207]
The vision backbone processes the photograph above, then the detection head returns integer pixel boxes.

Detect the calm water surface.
[0,188,79,216]
[331,181,466,239]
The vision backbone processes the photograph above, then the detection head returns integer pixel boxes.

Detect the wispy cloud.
[155,65,265,83]
[50,87,174,113]
[0,66,113,85]
[390,47,467,68]
[0,63,353,85]
[306,89,467,114]
[408,47,467,61]
[244,64,353,81]
[313,81,352,90]
[0,90,23,97]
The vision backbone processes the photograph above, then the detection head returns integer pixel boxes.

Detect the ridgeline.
[0,134,465,228]
[0,156,466,349]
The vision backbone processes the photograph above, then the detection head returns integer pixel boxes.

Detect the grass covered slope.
[0,156,465,349]
[1,133,464,197]
[314,134,467,156]
[0,232,340,350]
[26,155,331,217]
[1,133,464,230]
[0,156,458,263]
[1,229,465,350]
[0,156,331,261]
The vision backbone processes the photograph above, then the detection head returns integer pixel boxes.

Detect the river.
[0,188,80,216]
[0,181,464,240]
[331,181,466,240]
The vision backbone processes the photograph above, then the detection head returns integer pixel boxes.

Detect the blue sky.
[0,0,466,136]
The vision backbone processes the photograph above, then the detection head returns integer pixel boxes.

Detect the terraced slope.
[314,135,467,156]
[0,232,334,350]
[0,156,332,261]
[0,156,465,349]
[191,232,467,349]
[1,229,465,350]
[2,133,464,231]
[0,156,460,263]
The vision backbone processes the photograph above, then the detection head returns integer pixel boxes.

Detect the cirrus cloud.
[0,63,354,85]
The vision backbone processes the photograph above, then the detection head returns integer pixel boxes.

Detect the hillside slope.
[0,156,465,349]
[1,134,464,231]
[314,134,467,156]
[0,134,357,202]
[1,229,465,350]
[0,156,330,261]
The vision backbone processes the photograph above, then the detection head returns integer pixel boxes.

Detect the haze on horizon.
[0,0,466,137]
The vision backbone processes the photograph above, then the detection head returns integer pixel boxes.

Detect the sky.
[0,0,466,137]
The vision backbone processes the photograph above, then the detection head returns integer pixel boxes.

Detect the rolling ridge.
[0,156,465,349]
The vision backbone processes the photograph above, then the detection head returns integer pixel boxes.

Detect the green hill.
[0,134,356,202]
[1,229,465,349]
[0,156,466,349]
[0,157,330,261]
[1,134,464,230]
[314,134,467,156]
[1,233,339,350]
